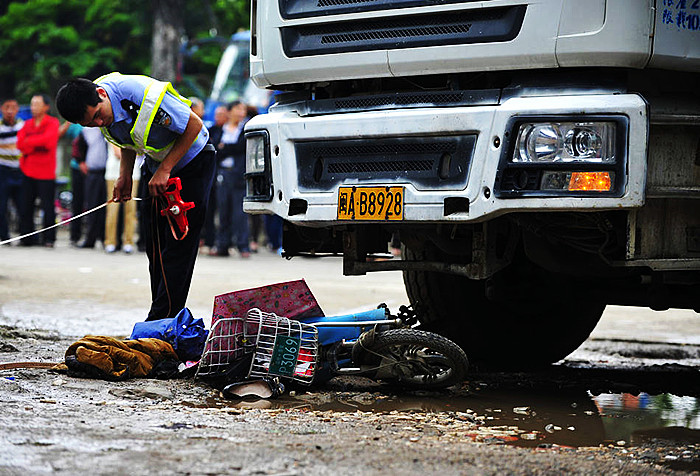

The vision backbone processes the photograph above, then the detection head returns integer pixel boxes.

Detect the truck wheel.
[352,329,469,389]
[403,247,605,369]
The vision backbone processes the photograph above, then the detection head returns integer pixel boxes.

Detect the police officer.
[56,73,216,321]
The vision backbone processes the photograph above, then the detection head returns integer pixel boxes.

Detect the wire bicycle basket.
[196,314,255,378]
[244,308,319,385]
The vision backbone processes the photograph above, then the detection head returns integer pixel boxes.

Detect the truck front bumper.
[244,93,647,224]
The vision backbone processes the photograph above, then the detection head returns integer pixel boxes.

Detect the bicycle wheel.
[353,329,468,389]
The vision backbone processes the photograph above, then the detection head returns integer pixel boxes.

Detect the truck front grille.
[280,0,483,19]
[295,135,476,191]
[281,6,526,57]
[298,89,500,116]
[328,158,433,174]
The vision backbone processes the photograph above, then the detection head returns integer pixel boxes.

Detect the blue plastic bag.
[129,308,209,362]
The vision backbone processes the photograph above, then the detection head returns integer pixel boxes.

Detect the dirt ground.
[1,238,699,475]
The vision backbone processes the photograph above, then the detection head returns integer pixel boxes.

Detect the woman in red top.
[17,94,59,247]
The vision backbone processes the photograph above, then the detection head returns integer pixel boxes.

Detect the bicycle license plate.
[268,335,301,377]
[337,186,404,220]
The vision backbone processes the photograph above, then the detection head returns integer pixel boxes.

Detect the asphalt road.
[1,232,699,475]
[1,233,697,346]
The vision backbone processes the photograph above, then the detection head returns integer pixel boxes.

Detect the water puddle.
[592,393,700,444]
[200,388,700,449]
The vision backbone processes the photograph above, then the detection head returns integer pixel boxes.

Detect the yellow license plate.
[337,186,404,220]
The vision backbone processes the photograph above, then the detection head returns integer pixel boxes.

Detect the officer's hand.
[113,176,133,202]
[149,168,171,197]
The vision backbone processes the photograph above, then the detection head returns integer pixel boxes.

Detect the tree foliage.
[0,0,250,102]
[0,0,149,101]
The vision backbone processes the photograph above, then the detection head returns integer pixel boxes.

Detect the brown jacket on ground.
[62,335,178,379]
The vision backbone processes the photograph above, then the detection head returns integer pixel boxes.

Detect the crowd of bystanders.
[0,95,282,258]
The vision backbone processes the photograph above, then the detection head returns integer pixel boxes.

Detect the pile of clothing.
[58,335,181,380]
[55,308,206,381]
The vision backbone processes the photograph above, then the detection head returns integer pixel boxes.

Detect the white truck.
[243,0,700,368]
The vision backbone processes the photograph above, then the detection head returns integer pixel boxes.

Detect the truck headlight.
[245,130,273,201]
[246,131,269,173]
[514,121,616,163]
[496,116,628,198]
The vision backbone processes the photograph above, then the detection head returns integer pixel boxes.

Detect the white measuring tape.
[0,198,142,247]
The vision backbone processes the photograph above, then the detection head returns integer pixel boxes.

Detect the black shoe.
[78,241,95,249]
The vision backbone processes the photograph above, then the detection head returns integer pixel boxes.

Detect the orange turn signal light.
[568,172,612,192]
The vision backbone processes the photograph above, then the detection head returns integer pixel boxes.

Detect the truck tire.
[403,246,605,369]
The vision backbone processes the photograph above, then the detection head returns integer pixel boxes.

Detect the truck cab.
[244,0,700,368]
[203,30,273,126]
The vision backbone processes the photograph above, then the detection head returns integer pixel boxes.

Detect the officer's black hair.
[56,78,101,123]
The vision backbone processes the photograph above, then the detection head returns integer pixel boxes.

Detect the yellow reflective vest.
[95,72,192,162]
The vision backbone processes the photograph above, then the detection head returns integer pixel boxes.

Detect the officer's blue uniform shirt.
[99,74,209,174]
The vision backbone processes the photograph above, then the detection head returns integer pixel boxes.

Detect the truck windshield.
[208,38,272,112]
[209,41,249,105]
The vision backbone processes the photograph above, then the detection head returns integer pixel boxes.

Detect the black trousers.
[144,147,216,321]
[202,178,217,247]
[83,168,106,246]
[69,166,85,243]
[0,165,23,241]
[19,175,55,245]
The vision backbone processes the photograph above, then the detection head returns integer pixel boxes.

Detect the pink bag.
[211,279,324,325]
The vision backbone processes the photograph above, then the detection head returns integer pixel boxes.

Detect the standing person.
[104,145,142,253]
[0,98,24,243]
[201,105,228,253]
[249,214,264,253]
[265,214,284,255]
[211,100,250,258]
[65,123,85,246]
[189,97,204,120]
[77,127,109,249]
[17,94,60,247]
[209,105,228,146]
[56,73,216,321]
